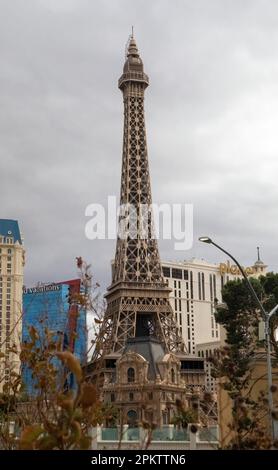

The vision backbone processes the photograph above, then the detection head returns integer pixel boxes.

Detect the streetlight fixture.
[199,236,278,442]
[198,237,212,244]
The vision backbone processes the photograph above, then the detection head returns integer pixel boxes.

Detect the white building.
[0,220,25,391]
[161,255,268,391]
[195,341,221,394]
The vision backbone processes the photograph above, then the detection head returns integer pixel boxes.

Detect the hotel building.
[0,219,25,392]
[23,279,87,395]
[161,255,268,391]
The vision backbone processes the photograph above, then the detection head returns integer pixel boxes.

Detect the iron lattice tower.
[92,36,186,361]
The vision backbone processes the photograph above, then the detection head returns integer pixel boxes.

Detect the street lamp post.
[199,236,278,442]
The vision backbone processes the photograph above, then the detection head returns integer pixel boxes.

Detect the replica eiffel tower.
[88,35,204,426]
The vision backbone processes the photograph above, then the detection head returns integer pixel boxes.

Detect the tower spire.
[92,36,186,359]
[253,245,267,272]
[88,37,206,429]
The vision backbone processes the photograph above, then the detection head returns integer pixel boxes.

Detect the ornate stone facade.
[101,338,204,426]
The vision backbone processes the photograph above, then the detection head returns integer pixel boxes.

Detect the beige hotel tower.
[0,219,24,392]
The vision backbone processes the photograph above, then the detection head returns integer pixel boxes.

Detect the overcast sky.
[1,0,278,289]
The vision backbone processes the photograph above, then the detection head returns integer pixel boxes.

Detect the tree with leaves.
[211,273,278,449]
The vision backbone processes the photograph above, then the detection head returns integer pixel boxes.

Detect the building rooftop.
[162,258,219,268]
[124,337,165,380]
[0,219,22,244]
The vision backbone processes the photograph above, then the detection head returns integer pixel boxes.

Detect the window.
[127,367,135,383]
[198,272,201,300]
[172,268,182,279]
[171,368,175,383]
[180,360,204,371]
[111,393,115,402]
[162,266,170,278]
[129,392,134,401]
[184,270,188,280]
[213,274,216,300]
[190,272,193,299]
[148,392,153,400]
[127,410,138,426]
[202,273,205,300]
[209,274,213,301]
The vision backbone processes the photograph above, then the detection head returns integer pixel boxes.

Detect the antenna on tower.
[125,27,134,58]
[257,246,261,262]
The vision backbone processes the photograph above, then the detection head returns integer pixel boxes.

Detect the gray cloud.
[1,0,278,290]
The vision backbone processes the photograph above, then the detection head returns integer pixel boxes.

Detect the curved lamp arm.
[199,237,267,319]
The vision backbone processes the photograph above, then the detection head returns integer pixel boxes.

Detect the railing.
[101,427,139,441]
[152,426,189,442]
[99,424,218,444]
[198,425,218,442]
[118,72,149,88]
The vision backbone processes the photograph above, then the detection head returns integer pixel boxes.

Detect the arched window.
[127,409,138,426]
[171,368,175,383]
[127,367,135,383]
